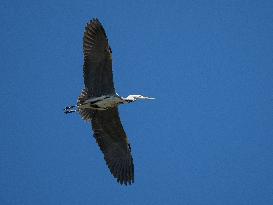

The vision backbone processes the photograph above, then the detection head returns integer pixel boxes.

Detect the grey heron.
[64,18,154,185]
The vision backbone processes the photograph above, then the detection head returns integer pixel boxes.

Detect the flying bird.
[64,18,154,185]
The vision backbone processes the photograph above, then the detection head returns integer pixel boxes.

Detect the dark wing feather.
[83,18,115,97]
[91,108,134,185]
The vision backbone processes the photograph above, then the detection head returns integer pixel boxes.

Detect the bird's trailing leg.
[64,105,78,114]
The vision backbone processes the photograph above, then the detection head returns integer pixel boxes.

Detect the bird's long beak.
[142,96,155,100]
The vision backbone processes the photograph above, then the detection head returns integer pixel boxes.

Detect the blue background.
[1,1,273,204]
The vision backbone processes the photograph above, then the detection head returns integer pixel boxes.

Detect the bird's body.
[65,94,152,112]
[64,18,154,185]
[79,94,125,110]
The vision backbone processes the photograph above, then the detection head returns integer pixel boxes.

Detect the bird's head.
[125,95,155,102]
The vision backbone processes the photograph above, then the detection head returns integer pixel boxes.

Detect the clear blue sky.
[1,0,273,204]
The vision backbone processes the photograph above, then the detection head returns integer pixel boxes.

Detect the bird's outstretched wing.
[91,108,134,185]
[83,18,115,97]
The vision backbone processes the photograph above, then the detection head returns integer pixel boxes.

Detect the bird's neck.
[121,97,134,104]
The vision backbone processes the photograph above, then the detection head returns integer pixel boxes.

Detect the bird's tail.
[77,88,93,121]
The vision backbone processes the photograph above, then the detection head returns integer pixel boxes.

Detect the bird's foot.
[64,105,77,114]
